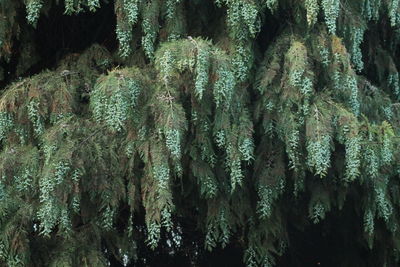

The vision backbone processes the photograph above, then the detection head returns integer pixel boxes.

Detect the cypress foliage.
[0,0,400,266]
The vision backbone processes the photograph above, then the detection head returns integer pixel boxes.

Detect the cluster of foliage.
[1,0,400,266]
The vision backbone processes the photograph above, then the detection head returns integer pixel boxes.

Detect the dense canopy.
[0,0,400,266]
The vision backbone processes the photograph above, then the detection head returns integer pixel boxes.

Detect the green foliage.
[91,68,143,132]
[322,0,340,34]
[25,0,43,26]
[141,0,160,59]
[2,0,400,266]
[305,0,319,26]
[306,102,333,177]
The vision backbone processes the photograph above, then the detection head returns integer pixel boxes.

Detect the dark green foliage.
[0,0,400,266]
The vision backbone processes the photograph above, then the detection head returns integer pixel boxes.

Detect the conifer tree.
[0,0,400,266]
